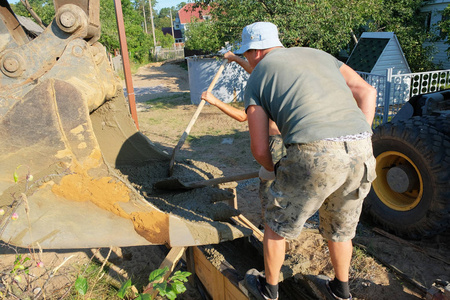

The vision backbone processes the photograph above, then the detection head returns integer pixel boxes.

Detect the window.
[439,13,448,40]
[423,11,432,32]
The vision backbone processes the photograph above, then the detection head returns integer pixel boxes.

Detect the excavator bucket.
[0,0,251,249]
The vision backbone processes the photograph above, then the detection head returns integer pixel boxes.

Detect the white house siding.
[421,0,450,69]
[372,38,411,75]
[359,32,411,76]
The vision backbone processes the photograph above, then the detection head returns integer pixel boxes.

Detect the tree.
[192,0,382,56]
[366,0,436,71]
[97,0,153,63]
[184,19,222,52]
[11,0,54,26]
[156,29,175,48]
[192,0,438,71]
[156,7,176,28]
[439,5,450,58]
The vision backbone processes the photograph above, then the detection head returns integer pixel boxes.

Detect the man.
[201,51,286,225]
[234,22,377,300]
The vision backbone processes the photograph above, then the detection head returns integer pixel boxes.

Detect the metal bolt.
[59,11,76,28]
[3,57,19,73]
[72,45,83,57]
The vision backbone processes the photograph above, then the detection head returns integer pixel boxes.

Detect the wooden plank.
[194,247,215,296]
[226,187,238,209]
[232,214,264,241]
[193,247,248,300]
[185,247,196,285]
[224,279,248,300]
[232,214,291,252]
[213,262,226,299]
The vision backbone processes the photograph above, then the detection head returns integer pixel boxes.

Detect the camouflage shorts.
[259,135,286,221]
[265,137,376,242]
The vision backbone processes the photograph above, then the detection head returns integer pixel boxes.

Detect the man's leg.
[328,240,353,298]
[264,224,286,285]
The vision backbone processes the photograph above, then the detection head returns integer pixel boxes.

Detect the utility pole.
[148,0,157,57]
[170,9,176,50]
[142,5,148,34]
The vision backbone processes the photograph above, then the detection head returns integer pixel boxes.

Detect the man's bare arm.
[201,91,247,122]
[340,64,377,126]
[247,105,273,171]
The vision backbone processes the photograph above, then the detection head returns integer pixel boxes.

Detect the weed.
[116,266,191,300]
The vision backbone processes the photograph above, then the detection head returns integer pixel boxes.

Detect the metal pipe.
[114,0,139,129]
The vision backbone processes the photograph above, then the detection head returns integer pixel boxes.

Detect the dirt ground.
[1,60,449,300]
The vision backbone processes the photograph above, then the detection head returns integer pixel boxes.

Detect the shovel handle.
[187,171,259,188]
[180,59,227,136]
[169,59,228,175]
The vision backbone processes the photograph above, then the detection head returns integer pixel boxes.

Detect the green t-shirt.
[244,47,372,144]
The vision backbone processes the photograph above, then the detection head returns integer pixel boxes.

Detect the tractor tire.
[364,119,450,239]
[414,115,450,137]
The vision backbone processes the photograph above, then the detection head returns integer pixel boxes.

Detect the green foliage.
[117,279,132,298]
[194,0,438,71]
[184,20,223,52]
[118,266,191,300]
[74,275,88,296]
[13,169,19,183]
[367,0,437,71]
[11,0,54,26]
[156,7,175,28]
[439,6,450,57]
[156,29,176,48]
[11,255,30,275]
[99,0,153,63]
[13,165,33,184]
[148,267,167,282]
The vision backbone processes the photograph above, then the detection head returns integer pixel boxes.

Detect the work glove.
[259,166,275,181]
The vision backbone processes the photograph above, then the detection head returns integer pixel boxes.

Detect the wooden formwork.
[182,187,265,300]
[150,188,312,300]
[190,246,247,300]
[182,213,265,300]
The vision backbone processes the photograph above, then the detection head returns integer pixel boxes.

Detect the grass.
[68,261,121,300]
[0,243,125,300]
[145,93,191,109]
[0,245,191,300]
[116,60,152,80]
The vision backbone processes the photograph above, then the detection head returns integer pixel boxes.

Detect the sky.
[154,0,188,12]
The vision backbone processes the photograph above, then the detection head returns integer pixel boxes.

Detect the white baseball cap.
[235,22,283,54]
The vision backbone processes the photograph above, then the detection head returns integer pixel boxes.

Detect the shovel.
[168,59,228,176]
[154,171,259,191]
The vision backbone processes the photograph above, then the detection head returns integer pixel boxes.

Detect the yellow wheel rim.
[372,151,423,211]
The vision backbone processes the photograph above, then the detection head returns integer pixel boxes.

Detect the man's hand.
[259,166,275,181]
[224,51,238,63]
[201,91,218,106]
[224,51,254,74]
